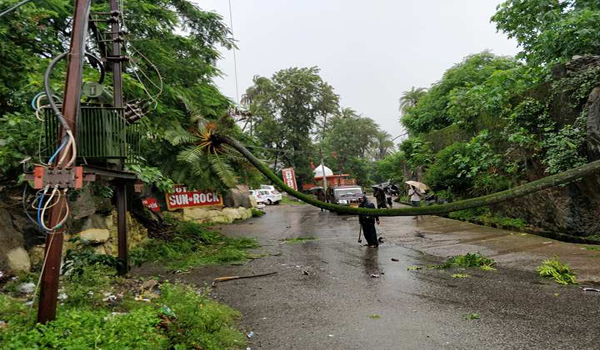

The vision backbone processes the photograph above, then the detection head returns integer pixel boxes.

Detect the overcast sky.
[194,0,520,139]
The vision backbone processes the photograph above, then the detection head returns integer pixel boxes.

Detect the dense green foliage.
[0,279,245,349]
[381,0,600,223]
[321,109,393,185]
[492,0,600,65]
[244,71,394,186]
[244,67,339,184]
[130,220,258,271]
[401,52,522,134]
[0,0,261,192]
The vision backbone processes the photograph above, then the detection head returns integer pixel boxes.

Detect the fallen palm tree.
[204,131,600,216]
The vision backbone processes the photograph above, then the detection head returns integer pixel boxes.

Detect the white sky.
[193,0,520,139]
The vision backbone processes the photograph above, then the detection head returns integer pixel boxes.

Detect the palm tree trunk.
[217,134,600,216]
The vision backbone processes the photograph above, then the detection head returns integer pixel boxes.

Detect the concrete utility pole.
[37,0,91,324]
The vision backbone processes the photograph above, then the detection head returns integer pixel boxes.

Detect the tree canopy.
[245,67,339,184]
[0,0,261,191]
[492,0,600,65]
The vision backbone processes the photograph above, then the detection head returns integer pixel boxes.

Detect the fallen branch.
[211,271,278,287]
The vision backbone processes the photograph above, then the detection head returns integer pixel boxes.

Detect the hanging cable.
[0,0,32,18]
[228,0,240,104]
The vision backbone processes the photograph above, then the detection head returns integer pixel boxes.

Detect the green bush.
[425,132,509,196]
[158,284,246,349]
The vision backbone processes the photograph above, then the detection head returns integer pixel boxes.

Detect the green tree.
[246,67,339,184]
[399,86,427,115]
[492,0,600,65]
[372,130,395,161]
[321,113,382,185]
[0,0,256,190]
[401,52,521,134]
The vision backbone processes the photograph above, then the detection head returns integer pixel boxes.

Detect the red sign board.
[142,197,161,213]
[166,185,223,210]
[281,167,298,191]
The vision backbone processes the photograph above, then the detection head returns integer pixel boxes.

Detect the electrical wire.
[228,0,240,104]
[0,0,32,19]
[44,52,106,130]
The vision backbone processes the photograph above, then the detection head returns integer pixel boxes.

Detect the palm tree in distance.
[399,87,427,115]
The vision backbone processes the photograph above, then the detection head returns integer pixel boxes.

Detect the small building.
[302,163,356,191]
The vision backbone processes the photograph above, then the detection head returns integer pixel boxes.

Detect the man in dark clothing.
[358,195,380,248]
[316,188,326,212]
[374,187,387,209]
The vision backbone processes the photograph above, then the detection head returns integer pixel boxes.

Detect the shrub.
[158,284,246,349]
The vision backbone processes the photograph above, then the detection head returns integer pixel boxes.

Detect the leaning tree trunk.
[216,134,600,216]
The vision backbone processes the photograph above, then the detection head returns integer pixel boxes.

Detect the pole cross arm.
[217,134,600,216]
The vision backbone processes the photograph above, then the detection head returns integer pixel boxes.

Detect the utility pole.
[109,0,129,276]
[37,0,91,324]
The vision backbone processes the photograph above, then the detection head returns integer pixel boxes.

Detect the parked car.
[250,189,282,205]
[260,185,276,191]
[332,186,363,207]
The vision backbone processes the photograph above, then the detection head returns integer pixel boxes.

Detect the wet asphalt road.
[140,204,600,349]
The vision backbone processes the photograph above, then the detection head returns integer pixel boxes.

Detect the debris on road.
[391,258,399,262]
[247,331,254,338]
[303,270,310,275]
[370,274,380,278]
[212,272,278,287]
[583,287,600,293]
[369,314,381,319]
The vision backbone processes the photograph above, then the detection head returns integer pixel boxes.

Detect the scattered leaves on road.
[282,237,316,244]
[537,258,578,285]
[466,313,481,320]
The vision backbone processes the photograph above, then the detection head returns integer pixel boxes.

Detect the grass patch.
[0,272,246,350]
[465,312,480,320]
[280,196,305,206]
[537,258,578,285]
[282,237,316,244]
[451,273,470,278]
[449,208,526,230]
[584,245,600,251]
[130,221,259,272]
[368,314,381,319]
[251,208,265,217]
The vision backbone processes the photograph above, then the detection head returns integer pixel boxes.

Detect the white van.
[250,189,282,205]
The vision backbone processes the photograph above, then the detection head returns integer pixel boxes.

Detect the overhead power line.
[228,0,240,104]
[0,0,32,18]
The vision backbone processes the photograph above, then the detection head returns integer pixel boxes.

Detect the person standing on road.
[374,187,387,209]
[408,185,422,207]
[408,185,423,221]
[358,195,380,248]
[316,188,326,212]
